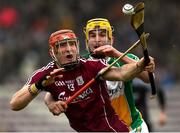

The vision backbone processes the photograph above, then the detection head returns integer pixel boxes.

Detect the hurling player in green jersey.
[82,18,154,133]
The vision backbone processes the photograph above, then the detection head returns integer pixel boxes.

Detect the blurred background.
[0,0,179,132]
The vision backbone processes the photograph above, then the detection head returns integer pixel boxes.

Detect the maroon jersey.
[26,58,129,132]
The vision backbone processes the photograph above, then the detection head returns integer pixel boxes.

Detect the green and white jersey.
[83,52,143,129]
[106,54,143,130]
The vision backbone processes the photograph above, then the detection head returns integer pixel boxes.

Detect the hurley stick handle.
[143,49,156,98]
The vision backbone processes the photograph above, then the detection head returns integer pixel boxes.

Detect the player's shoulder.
[36,61,56,73]
[79,57,108,68]
[81,52,90,59]
[80,57,107,63]
[107,53,139,67]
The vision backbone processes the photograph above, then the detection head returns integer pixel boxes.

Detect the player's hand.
[137,56,155,72]
[35,68,64,91]
[47,100,68,116]
[93,45,119,57]
[158,111,167,126]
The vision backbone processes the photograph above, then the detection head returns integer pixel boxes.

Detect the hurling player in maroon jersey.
[10,29,155,132]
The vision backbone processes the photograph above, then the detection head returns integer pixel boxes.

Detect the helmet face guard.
[84,18,114,52]
[49,30,79,70]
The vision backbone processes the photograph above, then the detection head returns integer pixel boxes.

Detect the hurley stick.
[131,2,156,98]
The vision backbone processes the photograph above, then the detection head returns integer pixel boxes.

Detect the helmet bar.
[55,39,78,48]
[49,30,77,47]
[54,39,78,55]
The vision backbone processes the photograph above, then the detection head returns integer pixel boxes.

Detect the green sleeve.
[107,53,139,67]
[126,53,139,61]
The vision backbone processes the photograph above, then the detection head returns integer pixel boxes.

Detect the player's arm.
[94,45,137,63]
[44,92,67,116]
[157,88,167,125]
[10,85,39,111]
[94,45,154,83]
[10,68,65,111]
[113,51,154,83]
[44,92,54,107]
[102,57,154,81]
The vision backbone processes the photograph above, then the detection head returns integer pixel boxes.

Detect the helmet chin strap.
[61,61,79,71]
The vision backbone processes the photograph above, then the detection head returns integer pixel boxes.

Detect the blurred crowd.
[0,0,179,86]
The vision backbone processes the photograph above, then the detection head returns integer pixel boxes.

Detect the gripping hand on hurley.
[136,56,155,73]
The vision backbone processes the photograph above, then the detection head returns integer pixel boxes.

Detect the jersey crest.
[76,76,84,86]
[106,81,125,99]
